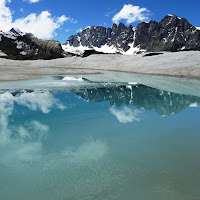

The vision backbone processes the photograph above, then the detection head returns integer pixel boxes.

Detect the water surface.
[0,81,200,200]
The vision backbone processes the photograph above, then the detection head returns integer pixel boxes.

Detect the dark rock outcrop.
[82,49,108,57]
[64,15,200,54]
[0,28,64,60]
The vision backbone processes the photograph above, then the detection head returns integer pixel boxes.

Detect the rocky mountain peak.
[9,27,24,36]
[64,15,200,55]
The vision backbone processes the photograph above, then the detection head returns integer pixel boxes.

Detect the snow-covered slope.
[62,43,92,56]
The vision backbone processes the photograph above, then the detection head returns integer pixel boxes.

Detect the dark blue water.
[0,85,200,200]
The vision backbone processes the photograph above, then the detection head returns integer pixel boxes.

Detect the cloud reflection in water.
[110,106,142,123]
[0,90,65,162]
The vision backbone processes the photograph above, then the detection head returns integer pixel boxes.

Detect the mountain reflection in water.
[0,84,200,200]
[76,85,200,116]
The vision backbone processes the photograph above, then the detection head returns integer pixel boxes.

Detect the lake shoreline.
[0,51,200,81]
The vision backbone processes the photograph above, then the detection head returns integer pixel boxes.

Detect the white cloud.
[112,4,150,24]
[105,9,116,18]
[13,12,68,39]
[57,15,69,24]
[27,0,40,3]
[70,18,78,24]
[0,0,12,25]
[0,0,76,39]
[66,29,71,33]
[110,106,142,123]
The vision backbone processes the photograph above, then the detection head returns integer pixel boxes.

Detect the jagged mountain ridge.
[1,14,200,59]
[0,28,64,60]
[64,15,200,55]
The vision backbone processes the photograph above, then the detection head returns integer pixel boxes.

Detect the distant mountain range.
[63,15,200,55]
[0,14,200,59]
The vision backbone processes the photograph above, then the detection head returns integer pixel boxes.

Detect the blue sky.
[1,0,200,43]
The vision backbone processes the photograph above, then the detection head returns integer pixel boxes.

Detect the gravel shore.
[0,51,200,81]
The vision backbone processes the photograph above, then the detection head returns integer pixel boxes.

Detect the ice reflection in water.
[0,85,200,200]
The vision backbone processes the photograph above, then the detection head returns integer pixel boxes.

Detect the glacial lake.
[0,75,200,200]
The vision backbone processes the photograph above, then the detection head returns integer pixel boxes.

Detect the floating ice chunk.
[62,77,83,81]
[128,82,138,85]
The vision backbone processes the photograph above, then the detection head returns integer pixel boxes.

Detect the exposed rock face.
[64,24,135,54]
[76,85,200,116]
[0,28,64,60]
[64,15,200,54]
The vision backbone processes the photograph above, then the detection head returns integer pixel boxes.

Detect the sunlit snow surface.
[0,80,200,200]
[62,43,145,55]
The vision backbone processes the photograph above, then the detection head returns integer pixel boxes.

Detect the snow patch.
[9,28,25,36]
[163,38,167,43]
[181,46,185,50]
[94,44,119,54]
[171,27,178,42]
[85,26,91,30]
[20,51,27,55]
[0,50,7,57]
[15,41,24,49]
[63,43,145,55]
[123,43,144,55]
[0,30,16,40]
[62,44,92,56]
[167,14,181,20]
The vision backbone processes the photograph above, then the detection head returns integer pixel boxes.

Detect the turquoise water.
[0,84,200,200]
